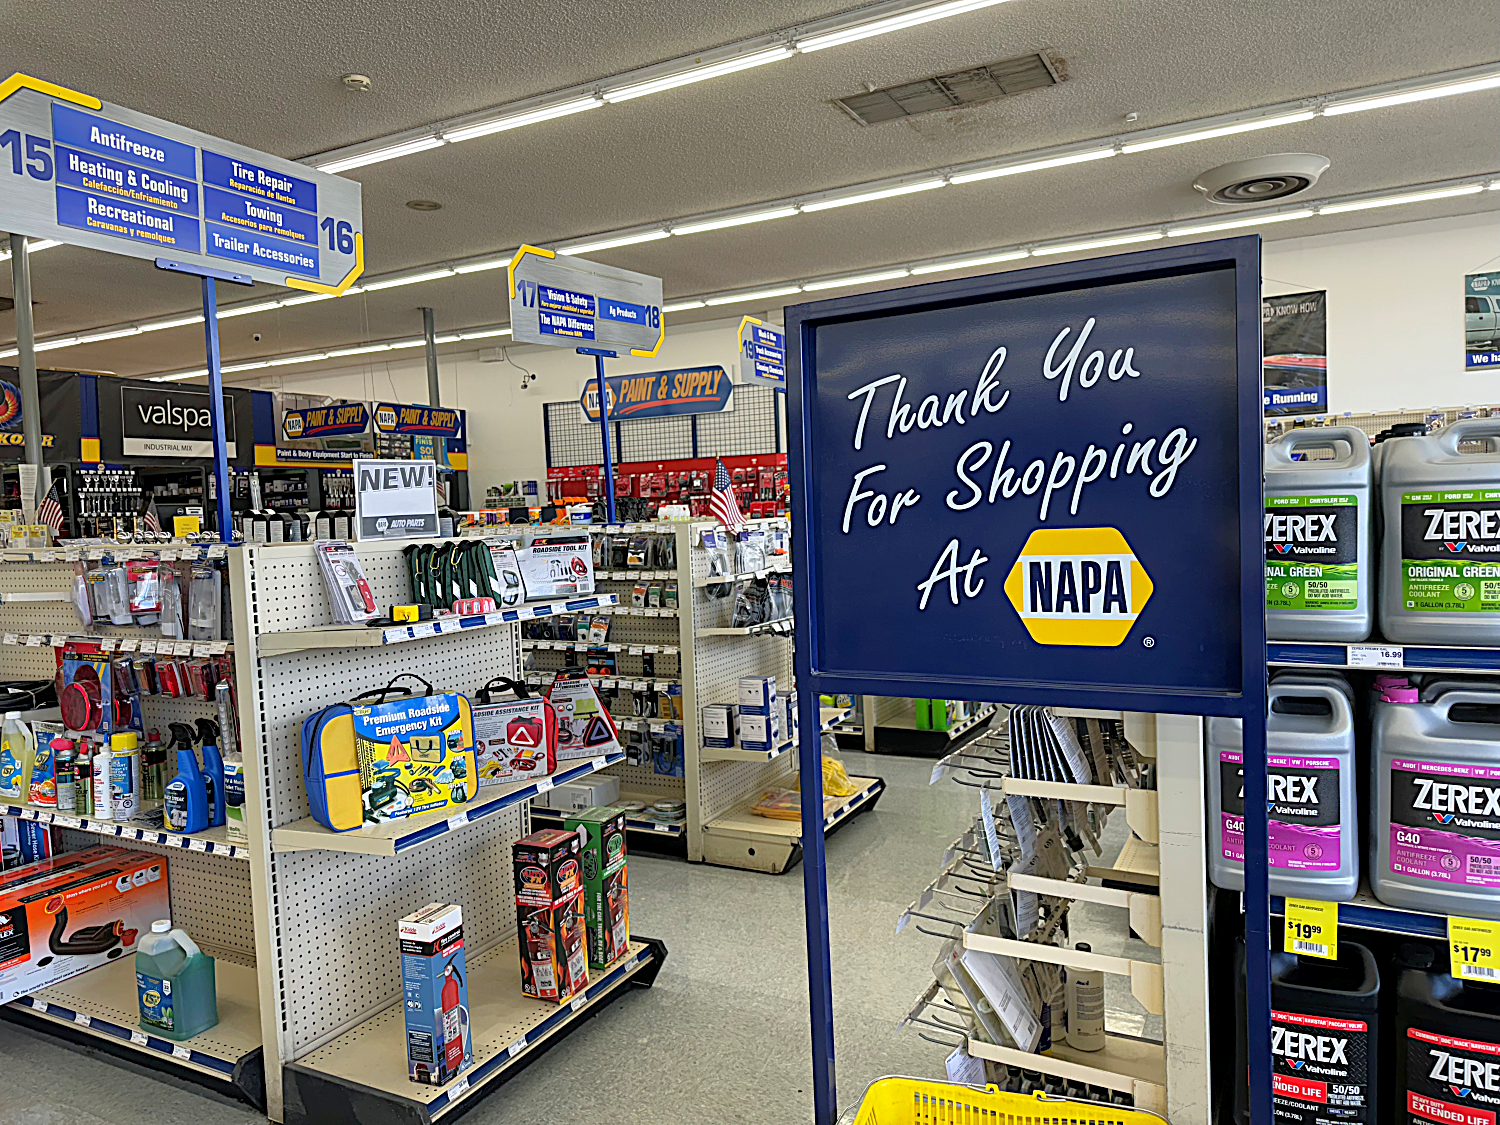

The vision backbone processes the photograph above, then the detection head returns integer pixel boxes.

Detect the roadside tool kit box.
[302,674,477,830]
[471,677,557,787]
[512,829,588,1003]
[0,845,169,1004]
[399,903,471,1086]
[515,538,594,600]
[564,807,630,969]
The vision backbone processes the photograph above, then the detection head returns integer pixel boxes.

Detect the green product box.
[930,700,950,731]
[914,699,931,730]
[563,806,630,970]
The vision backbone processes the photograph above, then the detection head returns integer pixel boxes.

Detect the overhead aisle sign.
[739,316,786,387]
[508,246,664,356]
[0,74,364,294]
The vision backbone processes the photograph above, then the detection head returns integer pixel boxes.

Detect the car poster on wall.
[1262,290,1327,417]
[1466,273,1500,370]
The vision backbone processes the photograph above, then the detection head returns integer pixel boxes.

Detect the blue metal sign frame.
[785,237,1269,1124]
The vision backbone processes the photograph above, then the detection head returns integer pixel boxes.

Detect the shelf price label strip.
[3,806,243,857]
[10,994,235,1075]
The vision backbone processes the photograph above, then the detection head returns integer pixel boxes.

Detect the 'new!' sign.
[353,458,438,541]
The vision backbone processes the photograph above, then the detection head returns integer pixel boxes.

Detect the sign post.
[785,237,1267,1123]
[508,245,664,518]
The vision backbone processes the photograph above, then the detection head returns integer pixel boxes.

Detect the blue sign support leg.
[797,688,837,1124]
[587,351,617,524]
[200,278,234,542]
[1244,682,1273,1125]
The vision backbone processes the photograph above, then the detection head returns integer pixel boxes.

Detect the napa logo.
[1003,527,1153,647]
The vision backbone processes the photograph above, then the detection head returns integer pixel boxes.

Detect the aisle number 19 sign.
[0,73,364,294]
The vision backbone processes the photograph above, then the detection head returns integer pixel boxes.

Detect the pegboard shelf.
[0,542,230,564]
[699,776,885,873]
[257,595,619,657]
[0,632,231,656]
[701,740,793,763]
[595,569,677,581]
[692,565,790,588]
[283,935,664,1125]
[965,1034,1167,1113]
[600,605,678,618]
[4,956,264,1100]
[271,752,625,856]
[531,805,687,837]
[3,803,249,859]
[521,640,679,655]
[697,617,793,637]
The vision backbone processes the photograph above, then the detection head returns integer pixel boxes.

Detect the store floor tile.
[0,748,1031,1124]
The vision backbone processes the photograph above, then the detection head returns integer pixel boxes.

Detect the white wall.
[249,211,1500,492]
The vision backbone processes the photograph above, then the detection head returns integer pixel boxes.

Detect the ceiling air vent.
[836,53,1062,126]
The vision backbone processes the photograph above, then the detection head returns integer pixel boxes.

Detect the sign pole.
[798,688,838,1124]
[200,277,234,541]
[579,348,618,524]
[8,234,43,470]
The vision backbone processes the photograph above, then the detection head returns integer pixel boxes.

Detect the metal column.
[422,306,440,406]
[8,234,43,470]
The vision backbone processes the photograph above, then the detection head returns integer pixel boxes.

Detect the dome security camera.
[1193,154,1330,205]
[252,333,262,342]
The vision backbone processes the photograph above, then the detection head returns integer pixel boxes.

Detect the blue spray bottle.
[163,722,208,834]
[196,718,226,829]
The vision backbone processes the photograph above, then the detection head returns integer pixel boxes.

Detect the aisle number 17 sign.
[508,245,664,357]
[0,73,364,294]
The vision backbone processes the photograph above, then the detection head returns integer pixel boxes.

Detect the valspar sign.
[353,458,439,541]
[787,237,1264,707]
[122,386,237,458]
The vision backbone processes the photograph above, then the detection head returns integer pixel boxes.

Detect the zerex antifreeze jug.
[1233,937,1381,1125]
[1373,683,1500,918]
[1381,418,1500,644]
[1208,674,1358,900]
[1265,426,1373,642]
[1395,943,1500,1125]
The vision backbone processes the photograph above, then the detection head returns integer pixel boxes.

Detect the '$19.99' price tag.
[1449,916,1500,982]
[1283,898,1337,960]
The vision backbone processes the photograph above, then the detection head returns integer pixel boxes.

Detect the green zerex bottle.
[1265,426,1372,642]
[1381,419,1500,644]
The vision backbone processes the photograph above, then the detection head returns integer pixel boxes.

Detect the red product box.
[0,846,169,1004]
[512,829,588,1003]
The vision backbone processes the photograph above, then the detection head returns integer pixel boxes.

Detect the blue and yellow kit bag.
[303,673,477,831]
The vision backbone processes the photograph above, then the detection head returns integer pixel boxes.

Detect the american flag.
[37,480,64,538]
[142,499,162,535]
[709,458,746,531]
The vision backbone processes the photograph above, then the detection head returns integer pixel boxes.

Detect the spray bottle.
[92,739,113,821]
[163,722,207,834]
[216,684,245,845]
[196,718,225,829]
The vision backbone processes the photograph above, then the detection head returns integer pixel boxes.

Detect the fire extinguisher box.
[564,806,630,970]
[512,829,588,1003]
[398,903,471,1087]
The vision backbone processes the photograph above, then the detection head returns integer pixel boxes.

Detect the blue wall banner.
[373,403,465,438]
[739,317,786,388]
[579,366,733,421]
[282,402,369,439]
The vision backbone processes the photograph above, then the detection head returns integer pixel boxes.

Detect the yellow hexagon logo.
[1003,527,1153,647]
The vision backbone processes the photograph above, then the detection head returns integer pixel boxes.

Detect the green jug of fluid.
[136,919,218,1040]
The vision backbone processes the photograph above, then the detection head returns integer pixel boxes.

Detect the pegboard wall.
[236,542,530,1060]
[689,522,794,854]
[544,384,783,468]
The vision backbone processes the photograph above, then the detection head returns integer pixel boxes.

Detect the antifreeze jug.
[1380,418,1500,644]
[1395,943,1500,1125]
[1372,684,1500,918]
[1234,936,1381,1125]
[1265,426,1373,642]
[1208,676,1358,900]
[135,919,218,1040]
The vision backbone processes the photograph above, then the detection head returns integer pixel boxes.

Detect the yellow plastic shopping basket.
[846,1077,1168,1125]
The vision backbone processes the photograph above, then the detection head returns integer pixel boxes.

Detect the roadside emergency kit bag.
[472,677,558,785]
[302,673,477,831]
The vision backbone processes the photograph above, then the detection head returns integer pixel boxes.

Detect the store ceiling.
[4,0,1498,380]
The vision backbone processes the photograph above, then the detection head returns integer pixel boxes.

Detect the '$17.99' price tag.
[1283,898,1337,960]
[1449,916,1500,982]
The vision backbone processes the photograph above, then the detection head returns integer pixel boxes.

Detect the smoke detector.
[1193,154,1330,205]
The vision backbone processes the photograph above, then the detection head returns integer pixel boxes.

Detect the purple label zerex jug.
[1208,674,1358,901]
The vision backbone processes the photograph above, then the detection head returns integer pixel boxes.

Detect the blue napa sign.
[580,366,733,422]
[786,237,1266,715]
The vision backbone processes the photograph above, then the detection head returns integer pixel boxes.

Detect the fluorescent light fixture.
[909,250,1030,274]
[603,47,793,103]
[1032,231,1164,256]
[705,286,802,306]
[797,0,1014,52]
[326,344,392,358]
[361,268,455,292]
[217,300,282,319]
[139,314,204,332]
[388,339,428,349]
[223,361,267,373]
[443,96,603,142]
[76,326,142,343]
[454,258,509,274]
[801,179,946,212]
[1318,184,1485,214]
[33,337,80,352]
[558,230,670,256]
[151,371,205,383]
[0,349,16,358]
[0,239,62,261]
[1120,111,1315,154]
[1325,72,1500,116]
[950,148,1116,185]
[1168,210,1314,237]
[672,207,799,236]
[266,353,328,367]
[662,299,707,312]
[281,292,338,306]
[460,328,512,339]
[315,135,444,173]
[435,334,463,344]
[801,268,911,291]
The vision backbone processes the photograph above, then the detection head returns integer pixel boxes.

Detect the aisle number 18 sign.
[508,245,664,356]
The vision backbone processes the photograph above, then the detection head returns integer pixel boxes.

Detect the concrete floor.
[0,745,1158,1125]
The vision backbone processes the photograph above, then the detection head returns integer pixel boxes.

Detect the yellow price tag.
[173,515,202,537]
[1449,916,1500,982]
[1284,898,1338,960]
